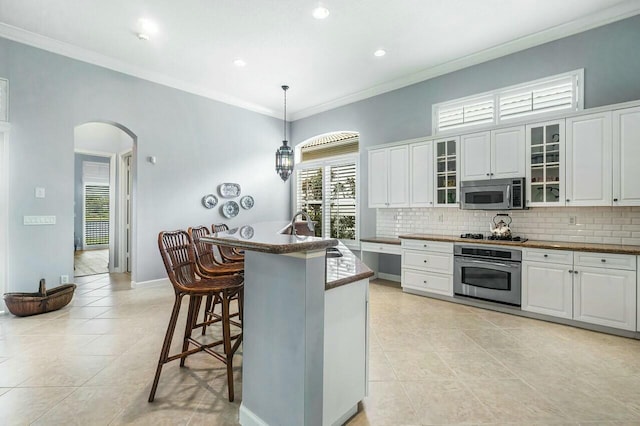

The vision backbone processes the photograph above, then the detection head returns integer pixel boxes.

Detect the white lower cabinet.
[522,260,573,319]
[574,266,636,331]
[401,240,453,296]
[522,248,637,331]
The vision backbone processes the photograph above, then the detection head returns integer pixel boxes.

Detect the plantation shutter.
[85,185,109,245]
[499,76,576,120]
[328,162,356,240]
[296,166,323,237]
[437,97,494,132]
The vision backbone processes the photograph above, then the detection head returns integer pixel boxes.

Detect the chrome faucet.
[289,211,315,236]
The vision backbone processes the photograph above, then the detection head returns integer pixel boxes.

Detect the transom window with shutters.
[294,132,359,248]
[433,69,583,133]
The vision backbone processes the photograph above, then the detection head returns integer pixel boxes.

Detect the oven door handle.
[507,184,511,208]
[462,259,520,269]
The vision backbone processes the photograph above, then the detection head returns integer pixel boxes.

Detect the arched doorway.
[73,122,136,277]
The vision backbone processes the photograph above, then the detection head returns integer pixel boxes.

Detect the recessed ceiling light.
[312,6,330,19]
[233,59,247,67]
[136,17,158,40]
[374,49,386,57]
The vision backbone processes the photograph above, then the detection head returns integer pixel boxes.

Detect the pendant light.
[275,85,294,182]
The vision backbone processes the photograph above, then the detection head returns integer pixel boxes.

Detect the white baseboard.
[130,278,169,289]
[377,272,400,283]
[239,403,268,426]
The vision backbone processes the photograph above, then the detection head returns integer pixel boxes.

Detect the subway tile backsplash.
[376,206,640,246]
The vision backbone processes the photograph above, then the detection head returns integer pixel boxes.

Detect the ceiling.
[0,0,639,120]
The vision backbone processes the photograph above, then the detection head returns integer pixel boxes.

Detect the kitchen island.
[201,222,373,426]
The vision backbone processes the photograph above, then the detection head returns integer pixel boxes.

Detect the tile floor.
[74,249,109,277]
[1,275,640,425]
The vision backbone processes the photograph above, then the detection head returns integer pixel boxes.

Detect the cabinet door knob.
[568,270,573,273]
[423,260,427,263]
[614,198,619,202]
[574,270,579,274]
[544,254,548,258]
[423,280,427,284]
[423,244,428,248]
[566,199,570,202]
[486,173,490,176]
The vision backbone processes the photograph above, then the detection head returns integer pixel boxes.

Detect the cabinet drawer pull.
[543,254,548,258]
[574,270,579,274]
[423,244,428,248]
[601,259,606,263]
[568,270,573,273]
[423,280,427,284]
[423,260,428,263]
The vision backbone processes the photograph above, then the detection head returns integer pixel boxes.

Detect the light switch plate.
[24,215,56,225]
[35,187,45,198]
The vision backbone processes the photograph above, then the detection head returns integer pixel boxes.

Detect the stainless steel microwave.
[460,178,526,210]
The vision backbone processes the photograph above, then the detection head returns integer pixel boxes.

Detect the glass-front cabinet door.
[434,137,459,206]
[525,120,565,207]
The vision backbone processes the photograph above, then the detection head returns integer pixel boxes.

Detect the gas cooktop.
[460,233,528,242]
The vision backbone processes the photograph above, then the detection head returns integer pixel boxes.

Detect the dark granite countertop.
[200,221,338,254]
[326,243,374,290]
[398,233,640,255]
[200,221,373,289]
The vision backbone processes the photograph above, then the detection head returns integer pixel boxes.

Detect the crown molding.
[290,1,640,120]
[0,1,638,122]
[0,23,279,118]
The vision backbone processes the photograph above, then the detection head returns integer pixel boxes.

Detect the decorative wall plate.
[218,183,241,198]
[221,201,240,218]
[202,194,218,209]
[239,225,254,239]
[240,195,254,210]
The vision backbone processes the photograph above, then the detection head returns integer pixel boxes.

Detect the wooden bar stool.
[189,225,244,335]
[149,230,243,403]
[212,223,245,263]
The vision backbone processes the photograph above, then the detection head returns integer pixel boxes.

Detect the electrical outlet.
[60,275,69,284]
[568,216,577,225]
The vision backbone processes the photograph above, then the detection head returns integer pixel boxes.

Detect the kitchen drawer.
[522,248,573,265]
[402,249,452,274]
[574,252,636,271]
[401,239,453,253]
[360,242,401,255]
[402,268,453,296]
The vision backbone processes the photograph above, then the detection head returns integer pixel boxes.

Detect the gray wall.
[0,38,289,290]
[73,153,110,249]
[291,14,640,275]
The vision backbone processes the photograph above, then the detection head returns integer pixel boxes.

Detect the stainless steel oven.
[453,244,521,306]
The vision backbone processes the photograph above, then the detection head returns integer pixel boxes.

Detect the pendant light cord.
[282,85,289,142]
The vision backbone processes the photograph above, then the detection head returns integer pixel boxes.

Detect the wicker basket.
[3,279,76,317]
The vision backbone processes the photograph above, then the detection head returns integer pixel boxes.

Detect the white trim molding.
[130,277,169,290]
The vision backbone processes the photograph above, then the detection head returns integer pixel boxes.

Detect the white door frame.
[0,123,10,312]
[118,150,132,273]
[75,149,117,273]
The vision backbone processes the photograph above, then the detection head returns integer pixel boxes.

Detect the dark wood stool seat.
[149,230,244,403]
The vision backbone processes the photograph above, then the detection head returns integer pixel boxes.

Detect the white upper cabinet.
[460,126,525,181]
[409,141,434,207]
[460,131,491,181]
[613,106,640,206]
[492,126,526,179]
[368,145,409,208]
[526,120,565,207]
[566,112,612,206]
[434,137,459,206]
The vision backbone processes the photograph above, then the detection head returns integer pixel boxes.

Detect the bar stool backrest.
[158,230,198,291]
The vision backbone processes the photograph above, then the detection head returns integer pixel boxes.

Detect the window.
[82,161,110,248]
[433,69,583,133]
[294,132,359,248]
